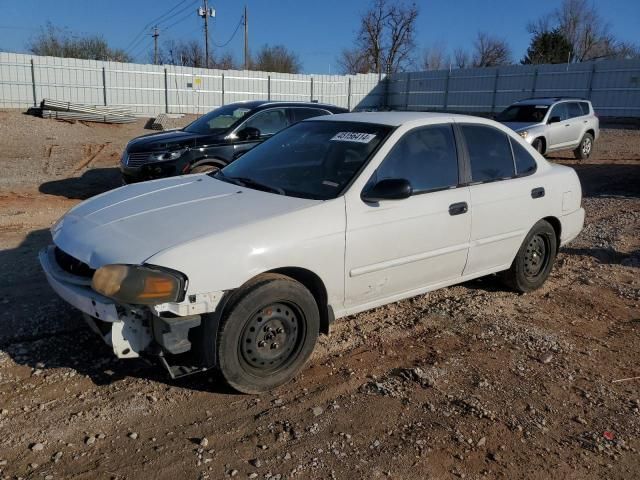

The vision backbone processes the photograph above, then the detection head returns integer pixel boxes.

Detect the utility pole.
[152,26,159,65]
[244,5,249,70]
[198,1,215,68]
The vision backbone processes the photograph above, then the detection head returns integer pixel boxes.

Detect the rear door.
[565,102,586,146]
[546,103,573,149]
[344,124,471,308]
[459,123,550,276]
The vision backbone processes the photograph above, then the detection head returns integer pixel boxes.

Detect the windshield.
[184,104,251,134]
[215,121,392,200]
[497,104,549,123]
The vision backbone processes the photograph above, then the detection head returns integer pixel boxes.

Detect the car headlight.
[518,130,529,139]
[150,148,188,162]
[92,264,186,305]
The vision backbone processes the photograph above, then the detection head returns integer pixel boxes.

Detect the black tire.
[216,274,319,394]
[501,220,557,293]
[574,133,594,160]
[532,138,544,155]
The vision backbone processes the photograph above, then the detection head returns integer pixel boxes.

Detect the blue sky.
[0,0,638,73]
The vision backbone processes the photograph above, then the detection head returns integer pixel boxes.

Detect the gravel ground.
[0,112,638,479]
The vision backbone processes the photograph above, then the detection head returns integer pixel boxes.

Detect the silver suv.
[497,97,599,159]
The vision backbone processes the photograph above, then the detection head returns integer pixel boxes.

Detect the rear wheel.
[216,274,319,394]
[574,133,594,159]
[501,220,557,293]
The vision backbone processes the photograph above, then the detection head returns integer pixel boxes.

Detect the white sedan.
[40,112,584,393]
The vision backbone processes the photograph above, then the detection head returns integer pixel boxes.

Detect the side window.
[510,138,537,176]
[243,108,289,136]
[579,101,591,115]
[549,103,569,121]
[291,108,331,122]
[567,102,583,118]
[461,125,515,182]
[371,125,459,193]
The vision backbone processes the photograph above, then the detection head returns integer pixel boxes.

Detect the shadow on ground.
[0,228,237,395]
[557,163,640,198]
[39,167,122,200]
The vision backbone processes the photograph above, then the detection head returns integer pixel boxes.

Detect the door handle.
[564,123,571,127]
[448,202,468,216]
[531,187,545,199]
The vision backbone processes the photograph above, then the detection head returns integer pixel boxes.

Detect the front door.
[344,124,471,309]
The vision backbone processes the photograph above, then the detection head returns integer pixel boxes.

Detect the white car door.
[546,103,574,149]
[344,124,471,311]
[458,123,551,276]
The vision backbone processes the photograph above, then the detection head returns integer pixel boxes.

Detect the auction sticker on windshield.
[330,132,377,143]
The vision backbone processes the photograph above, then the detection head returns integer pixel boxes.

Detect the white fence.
[0,52,383,114]
[387,59,640,117]
[1,52,639,117]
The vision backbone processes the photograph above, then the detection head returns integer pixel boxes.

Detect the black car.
[120,101,348,183]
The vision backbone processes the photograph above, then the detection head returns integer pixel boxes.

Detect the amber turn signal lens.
[92,264,185,305]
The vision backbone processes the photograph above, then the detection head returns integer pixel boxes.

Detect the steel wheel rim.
[582,138,592,156]
[239,302,305,374]
[524,234,549,278]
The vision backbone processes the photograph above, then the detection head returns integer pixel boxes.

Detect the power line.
[125,0,198,54]
[212,15,243,48]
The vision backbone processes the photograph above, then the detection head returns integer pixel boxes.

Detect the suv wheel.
[574,133,594,160]
[501,220,557,293]
[216,274,319,394]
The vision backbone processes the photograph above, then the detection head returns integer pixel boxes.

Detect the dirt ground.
[0,111,638,480]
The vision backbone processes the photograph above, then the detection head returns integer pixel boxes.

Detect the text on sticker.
[330,132,376,143]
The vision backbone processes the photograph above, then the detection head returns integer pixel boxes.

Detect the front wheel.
[574,133,594,160]
[501,220,557,293]
[216,274,319,394]
[190,163,221,174]
[532,138,544,155]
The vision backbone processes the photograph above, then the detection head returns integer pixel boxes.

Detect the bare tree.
[337,48,370,74]
[472,32,511,67]
[157,40,237,69]
[29,22,131,62]
[250,45,302,73]
[338,0,418,75]
[530,0,639,62]
[453,48,470,69]
[421,43,450,71]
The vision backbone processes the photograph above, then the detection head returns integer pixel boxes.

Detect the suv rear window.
[461,125,515,182]
[579,102,591,115]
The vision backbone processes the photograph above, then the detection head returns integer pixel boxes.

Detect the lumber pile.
[33,99,137,124]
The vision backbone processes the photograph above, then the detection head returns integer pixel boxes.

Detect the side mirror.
[237,126,261,141]
[548,116,561,124]
[361,178,412,203]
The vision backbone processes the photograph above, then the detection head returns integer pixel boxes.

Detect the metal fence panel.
[1,52,639,117]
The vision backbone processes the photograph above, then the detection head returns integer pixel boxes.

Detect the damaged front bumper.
[39,246,214,376]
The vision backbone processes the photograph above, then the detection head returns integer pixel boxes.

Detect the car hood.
[126,129,225,152]
[501,121,543,132]
[52,175,320,268]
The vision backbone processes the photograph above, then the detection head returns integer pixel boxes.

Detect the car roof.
[309,111,487,127]
[223,100,347,112]
[512,97,589,106]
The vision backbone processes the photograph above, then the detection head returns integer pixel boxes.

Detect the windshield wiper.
[226,176,286,195]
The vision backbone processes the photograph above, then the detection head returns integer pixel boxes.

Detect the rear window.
[579,102,591,115]
[461,125,515,182]
[510,138,537,176]
[567,102,583,118]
